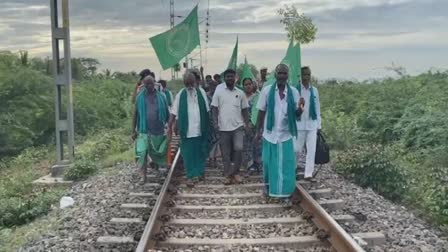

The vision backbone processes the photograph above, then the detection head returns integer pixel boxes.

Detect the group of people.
[131,64,322,199]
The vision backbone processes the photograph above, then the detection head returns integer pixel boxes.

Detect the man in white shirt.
[255,64,301,198]
[211,69,250,185]
[168,72,210,186]
[295,66,322,180]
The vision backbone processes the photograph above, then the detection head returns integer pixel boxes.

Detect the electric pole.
[170,0,176,80]
[49,0,75,177]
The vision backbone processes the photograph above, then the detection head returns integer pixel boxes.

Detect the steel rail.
[135,149,181,252]
[295,183,365,252]
[137,150,364,251]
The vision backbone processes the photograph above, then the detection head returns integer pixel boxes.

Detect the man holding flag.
[255,64,301,198]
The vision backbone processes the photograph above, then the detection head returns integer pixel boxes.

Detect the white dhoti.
[294,129,317,178]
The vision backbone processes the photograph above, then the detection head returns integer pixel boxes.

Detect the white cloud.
[0,0,446,79]
[308,31,448,51]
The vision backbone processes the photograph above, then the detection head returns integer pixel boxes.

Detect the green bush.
[421,166,448,224]
[0,189,64,228]
[73,78,133,136]
[0,66,54,156]
[321,71,448,225]
[335,144,407,201]
[0,128,130,229]
[0,55,133,157]
[321,110,363,149]
[76,128,130,161]
[64,158,98,181]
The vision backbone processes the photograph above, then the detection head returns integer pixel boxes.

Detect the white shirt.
[211,85,249,131]
[257,84,300,144]
[297,85,321,130]
[172,88,210,138]
[215,82,226,92]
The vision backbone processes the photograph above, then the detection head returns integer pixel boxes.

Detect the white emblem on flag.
[166,23,191,58]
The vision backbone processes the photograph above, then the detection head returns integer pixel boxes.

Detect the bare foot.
[233,175,243,184]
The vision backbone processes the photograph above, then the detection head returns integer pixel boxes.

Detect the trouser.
[295,129,317,178]
[220,127,244,177]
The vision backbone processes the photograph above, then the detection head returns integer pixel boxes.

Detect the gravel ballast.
[19,164,163,252]
[18,157,448,252]
[307,161,448,252]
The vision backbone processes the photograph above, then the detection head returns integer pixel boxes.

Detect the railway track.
[95,137,180,252]
[94,136,384,251]
[132,143,385,252]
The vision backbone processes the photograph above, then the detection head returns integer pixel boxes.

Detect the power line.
[204,0,210,67]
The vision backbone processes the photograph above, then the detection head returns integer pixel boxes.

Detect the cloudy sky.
[1,0,447,80]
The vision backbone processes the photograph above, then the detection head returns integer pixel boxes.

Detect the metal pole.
[199,44,203,68]
[170,0,176,80]
[50,0,75,177]
[204,0,210,67]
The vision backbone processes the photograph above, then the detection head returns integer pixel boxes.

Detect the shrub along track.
[131,150,385,252]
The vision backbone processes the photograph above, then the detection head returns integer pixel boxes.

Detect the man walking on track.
[211,69,250,185]
[256,64,301,198]
[295,66,322,181]
[132,76,170,182]
[168,73,210,186]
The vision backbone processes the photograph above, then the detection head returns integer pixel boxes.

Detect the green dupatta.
[177,88,209,139]
[266,83,298,137]
[163,89,173,106]
[136,87,169,134]
[297,85,317,121]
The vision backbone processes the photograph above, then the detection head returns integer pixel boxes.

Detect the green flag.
[261,41,301,89]
[227,36,238,70]
[240,57,255,81]
[281,40,300,86]
[237,56,255,89]
[220,36,238,81]
[149,6,200,70]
